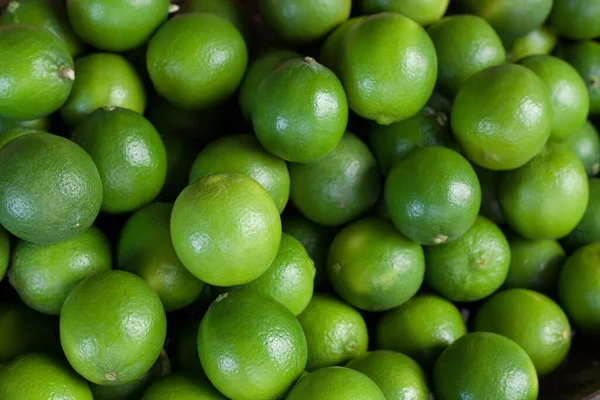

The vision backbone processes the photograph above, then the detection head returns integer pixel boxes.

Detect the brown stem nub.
[102,105,117,112]
[589,76,599,88]
[7,1,19,13]
[216,293,229,302]
[58,67,75,81]
[168,3,180,13]
[303,57,318,65]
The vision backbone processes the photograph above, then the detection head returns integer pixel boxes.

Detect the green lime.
[557,41,600,116]
[361,0,448,26]
[180,0,252,44]
[0,128,37,150]
[565,121,600,177]
[158,135,198,201]
[287,367,385,400]
[427,15,506,97]
[433,332,538,400]
[72,107,167,214]
[384,146,481,245]
[298,293,369,371]
[549,0,600,41]
[0,226,7,281]
[171,173,281,286]
[451,63,552,170]
[141,373,226,400]
[340,12,437,125]
[289,132,380,226]
[0,24,73,120]
[189,134,290,213]
[473,165,506,225]
[0,116,47,133]
[508,26,558,62]
[60,270,167,386]
[252,57,348,163]
[60,52,147,127]
[319,17,364,76]
[198,288,306,400]
[0,133,102,245]
[346,350,432,399]
[147,13,248,110]
[499,142,589,240]
[563,178,600,251]
[327,216,425,311]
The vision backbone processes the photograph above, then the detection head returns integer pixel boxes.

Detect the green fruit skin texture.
[118,202,206,312]
[60,271,167,386]
[198,289,307,400]
[171,173,282,287]
[0,225,8,281]
[558,41,600,116]
[72,107,167,214]
[181,0,252,44]
[0,353,93,400]
[60,53,147,127]
[433,332,539,400]
[563,178,600,251]
[319,17,365,77]
[253,58,348,163]
[427,15,506,97]
[0,133,102,245]
[9,225,112,315]
[289,132,380,226]
[384,146,481,245]
[340,13,437,125]
[189,134,290,213]
[147,13,248,110]
[451,64,552,170]
[67,0,169,51]
[508,26,557,62]
[0,128,37,151]
[0,25,73,120]
[473,288,571,376]
[361,0,449,26]
[499,143,589,240]
[327,217,425,312]
[141,373,226,400]
[0,116,47,134]
[565,121,600,177]
[550,0,600,40]
[287,367,385,400]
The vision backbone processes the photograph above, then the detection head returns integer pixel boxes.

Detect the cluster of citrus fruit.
[0,0,599,399]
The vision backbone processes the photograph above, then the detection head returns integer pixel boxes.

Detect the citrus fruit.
[346,350,432,399]
[72,107,167,214]
[198,288,307,400]
[0,133,102,245]
[565,121,600,177]
[0,226,8,280]
[376,294,467,370]
[451,63,552,170]
[297,293,369,371]
[67,0,169,51]
[384,146,481,245]
[141,373,226,400]
[60,270,167,386]
[563,178,600,251]
[519,55,589,141]
[361,0,448,26]
[171,173,281,287]
[0,116,47,133]
[340,12,437,125]
[244,233,315,316]
[180,0,252,44]
[60,52,146,127]
[433,332,538,400]
[508,26,557,62]
[147,13,248,110]
[252,57,348,163]
[427,15,506,97]
[189,134,290,213]
[0,24,73,120]
[288,132,380,226]
[158,135,198,201]
[327,216,425,311]
[0,353,93,400]
[0,128,38,150]
[425,216,510,302]
[549,0,600,41]
[259,0,351,44]
[473,165,506,225]
[557,41,600,116]
[287,367,385,400]
[474,288,571,375]
[319,17,364,76]
[499,142,589,240]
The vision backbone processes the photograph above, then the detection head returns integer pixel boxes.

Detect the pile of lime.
[0,0,599,399]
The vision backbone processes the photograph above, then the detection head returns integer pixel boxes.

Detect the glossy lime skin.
[564,179,600,251]
[0,133,102,245]
[550,0,600,41]
[287,367,385,400]
[361,0,448,26]
[289,132,380,226]
[0,128,38,150]
[67,0,169,51]
[557,41,600,116]
[319,17,364,76]
[0,24,73,120]
[0,226,8,281]
[565,121,600,177]
[181,0,252,44]
[519,55,589,141]
[189,134,290,213]
[451,64,552,170]
[499,143,589,240]
[60,270,167,386]
[327,217,425,312]
[427,15,506,97]
[0,116,47,134]
[385,146,481,245]
[253,57,348,163]
[72,107,167,214]
[141,374,226,400]
[340,13,437,125]
[147,13,248,110]
[508,26,557,62]
[198,289,307,400]
[433,333,538,400]
[60,53,146,127]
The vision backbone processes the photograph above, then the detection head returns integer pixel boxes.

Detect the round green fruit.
[549,0,600,41]
[565,121,600,177]
[361,0,448,26]
[557,41,600,116]
[286,367,385,400]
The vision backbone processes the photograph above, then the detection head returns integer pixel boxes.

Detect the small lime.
[508,26,558,62]
[557,41,600,116]
[181,0,252,44]
[564,121,600,177]
[549,0,600,41]
[141,373,226,400]
[319,17,364,76]
[562,178,600,251]
[0,116,47,134]
[361,0,448,26]
[287,367,385,400]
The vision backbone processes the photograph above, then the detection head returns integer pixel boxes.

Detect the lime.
[565,121,600,177]
[252,57,348,163]
[473,165,506,225]
[549,0,600,41]
[287,367,385,400]
[340,12,437,125]
[0,128,37,150]
[141,373,226,400]
[198,288,306,400]
[319,17,364,76]
[361,0,448,26]
[384,146,481,245]
[147,13,248,110]
[158,135,198,201]
[0,226,7,281]
[181,0,252,44]
[508,26,558,62]
[557,41,600,116]
[0,116,47,133]
[289,132,380,226]
[563,178,600,251]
